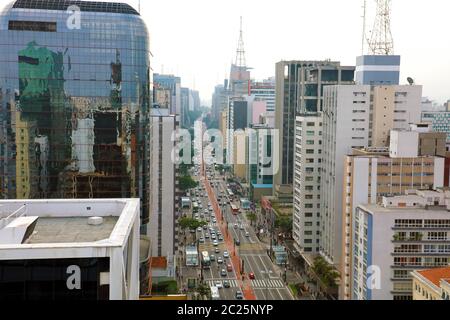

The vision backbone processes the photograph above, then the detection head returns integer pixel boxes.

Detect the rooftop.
[417,267,450,287]
[0,199,139,248]
[24,216,118,244]
[12,0,139,15]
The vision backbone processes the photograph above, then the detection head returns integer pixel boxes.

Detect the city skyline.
[1,0,449,105]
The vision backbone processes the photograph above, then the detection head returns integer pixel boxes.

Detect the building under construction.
[0,0,151,224]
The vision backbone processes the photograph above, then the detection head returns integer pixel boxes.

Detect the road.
[207,167,294,301]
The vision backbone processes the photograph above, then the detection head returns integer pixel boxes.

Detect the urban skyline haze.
[1,0,449,105]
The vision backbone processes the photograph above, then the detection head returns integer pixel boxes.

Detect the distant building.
[412,267,450,300]
[212,82,229,120]
[0,198,142,300]
[352,190,450,300]
[250,78,275,112]
[421,111,450,150]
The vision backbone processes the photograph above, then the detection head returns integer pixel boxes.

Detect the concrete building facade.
[320,84,422,267]
[352,190,450,300]
[149,108,177,262]
[293,115,323,256]
[341,146,445,299]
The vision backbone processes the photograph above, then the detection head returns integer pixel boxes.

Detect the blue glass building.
[0,0,151,224]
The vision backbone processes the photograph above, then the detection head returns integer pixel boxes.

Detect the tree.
[196,283,211,300]
[179,217,207,232]
[275,216,293,234]
[312,256,339,289]
[246,213,257,226]
[179,176,199,191]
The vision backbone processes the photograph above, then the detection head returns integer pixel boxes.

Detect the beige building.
[371,86,422,147]
[233,130,247,181]
[341,135,445,299]
[412,267,450,300]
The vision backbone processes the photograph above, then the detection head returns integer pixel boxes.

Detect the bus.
[231,204,240,215]
[210,286,220,300]
[201,251,211,269]
[193,202,199,213]
[186,246,199,267]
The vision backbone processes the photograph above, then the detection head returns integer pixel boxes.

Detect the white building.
[320,84,422,267]
[353,190,450,300]
[149,108,177,262]
[0,198,141,300]
[293,115,323,256]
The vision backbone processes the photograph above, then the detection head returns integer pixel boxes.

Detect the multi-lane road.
[199,166,294,300]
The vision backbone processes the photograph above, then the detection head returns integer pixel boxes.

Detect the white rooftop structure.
[0,199,140,300]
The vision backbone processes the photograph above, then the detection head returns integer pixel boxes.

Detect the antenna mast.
[368,0,394,55]
[235,16,247,68]
[361,0,367,55]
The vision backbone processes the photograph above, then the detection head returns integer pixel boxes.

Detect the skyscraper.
[0,0,151,225]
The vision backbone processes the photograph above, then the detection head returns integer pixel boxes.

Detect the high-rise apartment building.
[320,84,422,268]
[274,61,354,194]
[293,115,323,255]
[353,190,450,300]
[341,134,445,299]
[0,0,151,225]
[149,108,177,260]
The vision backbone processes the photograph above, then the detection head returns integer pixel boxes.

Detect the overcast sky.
[2,0,450,105]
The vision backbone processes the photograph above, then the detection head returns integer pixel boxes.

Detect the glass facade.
[0,1,150,224]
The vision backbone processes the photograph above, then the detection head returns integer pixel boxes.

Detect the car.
[235,239,240,246]
[215,281,223,289]
[223,280,231,289]
[197,227,202,232]
[190,229,196,234]
[227,264,233,272]
[213,240,219,247]
[203,225,208,230]
[205,234,210,239]
[221,269,227,277]
[215,248,220,254]
[210,254,216,262]
[235,290,244,300]
[217,257,223,264]
[245,232,250,238]
[233,224,238,229]
[240,225,245,230]
[218,235,224,241]
[212,218,217,223]
[211,234,216,240]
[223,251,229,258]
[249,272,255,280]
[199,237,205,243]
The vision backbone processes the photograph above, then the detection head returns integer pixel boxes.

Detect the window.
[9,20,57,32]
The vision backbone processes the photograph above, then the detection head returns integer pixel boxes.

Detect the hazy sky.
[2,0,450,105]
